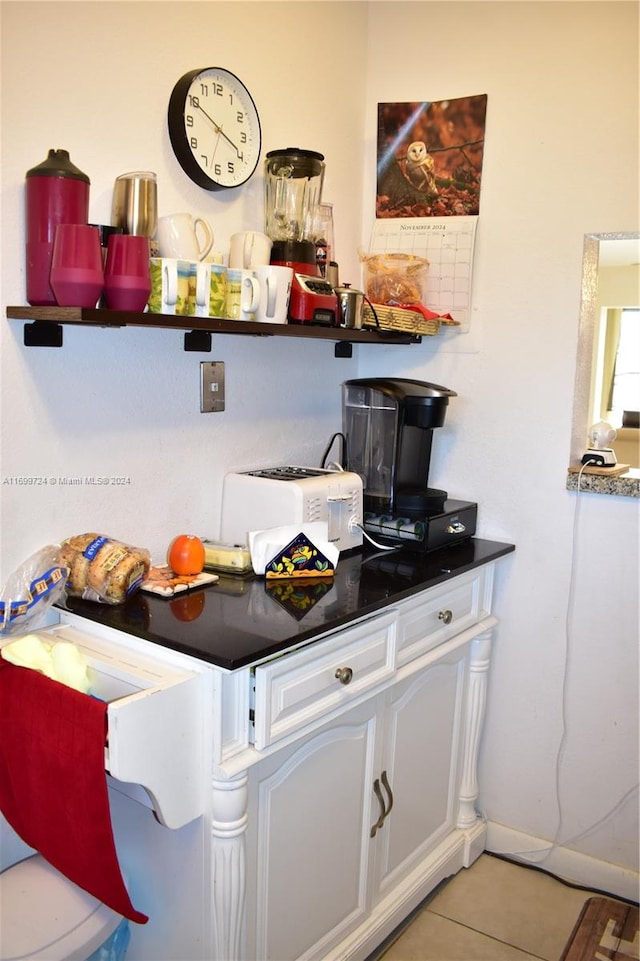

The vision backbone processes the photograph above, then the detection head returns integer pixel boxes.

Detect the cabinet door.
[245,698,381,961]
[373,643,469,900]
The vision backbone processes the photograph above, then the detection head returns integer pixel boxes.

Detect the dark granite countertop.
[58,538,515,671]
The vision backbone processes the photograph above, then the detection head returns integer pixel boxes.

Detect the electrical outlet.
[200,361,225,412]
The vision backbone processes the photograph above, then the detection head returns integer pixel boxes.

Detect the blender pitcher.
[264,148,325,242]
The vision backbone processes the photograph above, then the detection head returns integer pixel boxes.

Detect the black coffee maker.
[342,378,477,552]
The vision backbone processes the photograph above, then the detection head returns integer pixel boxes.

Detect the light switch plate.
[200,361,225,412]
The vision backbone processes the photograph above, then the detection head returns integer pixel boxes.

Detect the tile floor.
[375,852,624,961]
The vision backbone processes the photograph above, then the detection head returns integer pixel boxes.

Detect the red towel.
[0,653,148,923]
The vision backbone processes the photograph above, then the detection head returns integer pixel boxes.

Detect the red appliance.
[270,240,337,325]
[289,274,338,326]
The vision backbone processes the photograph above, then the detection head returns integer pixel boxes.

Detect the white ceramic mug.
[253,265,293,324]
[148,257,193,315]
[193,262,227,318]
[229,231,273,269]
[226,268,260,321]
[156,213,214,262]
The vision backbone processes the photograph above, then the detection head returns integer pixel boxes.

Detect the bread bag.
[57,533,150,604]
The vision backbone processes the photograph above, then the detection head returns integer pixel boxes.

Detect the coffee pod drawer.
[252,610,396,750]
[396,567,489,666]
[43,622,207,829]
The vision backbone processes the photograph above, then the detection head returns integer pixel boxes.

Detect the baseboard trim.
[485,820,639,903]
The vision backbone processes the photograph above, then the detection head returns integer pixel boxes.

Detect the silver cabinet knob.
[438,609,453,625]
[335,666,353,685]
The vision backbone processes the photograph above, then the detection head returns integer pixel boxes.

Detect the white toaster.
[220,466,363,553]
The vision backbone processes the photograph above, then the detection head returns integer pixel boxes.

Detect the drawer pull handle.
[438,609,453,625]
[335,666,353,685]
[370,778,386,838]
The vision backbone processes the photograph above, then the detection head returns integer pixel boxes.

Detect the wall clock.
[168,67,261,191]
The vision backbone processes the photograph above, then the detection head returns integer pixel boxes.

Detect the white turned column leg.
[457,627,493,829]
[211,772,248,961]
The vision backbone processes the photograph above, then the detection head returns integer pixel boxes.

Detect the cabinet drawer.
[40,623,206,829]
[252,611,396,749]
[396,568,487,666]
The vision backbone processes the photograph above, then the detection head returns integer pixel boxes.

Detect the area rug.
[560,897,639,961]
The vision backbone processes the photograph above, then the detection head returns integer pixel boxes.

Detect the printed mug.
[226,269,260,321]
[193,262,227,318]
[148,257,193,315]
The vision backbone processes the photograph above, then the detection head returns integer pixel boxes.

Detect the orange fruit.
[167,534,205,576]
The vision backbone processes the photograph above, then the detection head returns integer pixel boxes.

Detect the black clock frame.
[167,67,261,192]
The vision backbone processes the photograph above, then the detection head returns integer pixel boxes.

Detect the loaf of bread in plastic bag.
[57,533,150,604]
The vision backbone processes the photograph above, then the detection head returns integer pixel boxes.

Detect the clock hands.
[210,129,222,169]
[195,102,243,159]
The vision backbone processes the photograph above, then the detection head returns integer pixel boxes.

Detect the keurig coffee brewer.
[342,378,477,552]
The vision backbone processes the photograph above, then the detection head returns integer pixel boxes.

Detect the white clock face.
[171,68,261,190]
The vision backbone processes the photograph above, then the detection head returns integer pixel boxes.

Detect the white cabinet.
[47,555,504,961]
[246,698,379,961]
[242,619,492,961]
[374,645,469,900]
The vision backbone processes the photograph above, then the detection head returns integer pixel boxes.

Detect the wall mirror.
[570,231,640,469]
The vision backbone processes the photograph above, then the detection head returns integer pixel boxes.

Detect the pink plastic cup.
[50,224,104,308]
[103,234,151,311]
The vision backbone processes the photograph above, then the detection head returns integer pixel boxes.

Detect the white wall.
[1,1,638,897]
[0,0,370,574]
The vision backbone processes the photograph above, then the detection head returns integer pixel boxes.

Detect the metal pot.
[335,283,364,329]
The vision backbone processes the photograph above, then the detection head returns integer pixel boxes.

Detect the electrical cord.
[489,458,640,877]
[349,518,400,552]
[321,432,346,469]
[485,852,639,907]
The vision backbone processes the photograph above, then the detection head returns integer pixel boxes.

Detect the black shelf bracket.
[24,322,63,347]
[334,341,353,358]
[184,330,212,352]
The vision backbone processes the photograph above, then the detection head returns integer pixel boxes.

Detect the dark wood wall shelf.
[6,306,420,356]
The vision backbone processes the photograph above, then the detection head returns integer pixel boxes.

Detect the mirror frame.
[569,230,640,465]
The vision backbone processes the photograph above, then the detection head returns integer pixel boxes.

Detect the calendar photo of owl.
[404,141,438,194]
[376,95,488,218]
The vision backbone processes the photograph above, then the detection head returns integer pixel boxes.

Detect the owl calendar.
[376,96,488,219]
[371,95,488,332]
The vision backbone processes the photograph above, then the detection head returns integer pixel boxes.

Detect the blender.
[264,148,337,325]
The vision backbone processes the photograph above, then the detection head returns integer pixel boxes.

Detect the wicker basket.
[362,303,441,336]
